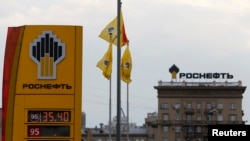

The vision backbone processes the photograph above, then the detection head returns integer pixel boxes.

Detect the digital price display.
[27,126,70,137]
[28,111,71,122]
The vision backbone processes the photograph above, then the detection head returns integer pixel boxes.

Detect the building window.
[186,126,192,133]
[175,138,181,141]
[229,103,236,110]
[186,102,192,109]
[217,115,223,121]
[196,138,202,141]
[175,126,181,132]
[196,126,202,133]
[229,115,236,121]
[176,114,181,120]
[207,115,212,121]
[163,114,169,121]
[186,114,192,121]
[196,115,202,121]
[163,126,169,132]
[196,103,201,109]
[217,103,223,109]
[174,103,181,109]
[206,103,212,109]
[162,138,168,141]
[161,103,169,109]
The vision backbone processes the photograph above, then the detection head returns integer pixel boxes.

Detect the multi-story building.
[147,80,246,141]
[145,112,158,141]
[82,112,148,141]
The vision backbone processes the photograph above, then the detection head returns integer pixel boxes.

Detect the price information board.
[28,111,71,122]
[27,125,70,137]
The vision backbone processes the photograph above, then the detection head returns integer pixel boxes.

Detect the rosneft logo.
[30,31,65,80]
[168,64,234,79]
[169,64,179,79]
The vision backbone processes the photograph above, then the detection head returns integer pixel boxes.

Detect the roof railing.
[158,80,242,87]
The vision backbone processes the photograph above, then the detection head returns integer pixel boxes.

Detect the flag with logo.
[96,41,113,79]
[121,44,132,83]
[99,10,129,47]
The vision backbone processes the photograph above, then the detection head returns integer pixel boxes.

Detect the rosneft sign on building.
[169,64,234,79]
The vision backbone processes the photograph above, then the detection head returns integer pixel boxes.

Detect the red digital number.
[57,112,63,121]
[43,111,55,122]
[28,126,40,137]
[42,112,48,122]
[39,111,70,122]
[64,111,69,122]
[57,111,69,122]
[48,111,54,122]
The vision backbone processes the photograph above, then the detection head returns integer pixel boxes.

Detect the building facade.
[147,80,246,141]
[82,115,148,141]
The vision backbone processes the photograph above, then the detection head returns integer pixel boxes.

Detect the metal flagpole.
[109,77,112,141]
[127,84,130,141]
[116,0,122,141]
[109,34,112,141]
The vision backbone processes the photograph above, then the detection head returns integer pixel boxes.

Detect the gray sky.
[0,0,250,127]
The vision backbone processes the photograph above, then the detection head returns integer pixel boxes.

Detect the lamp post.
[206,109,216,124]
[205,109,216,141]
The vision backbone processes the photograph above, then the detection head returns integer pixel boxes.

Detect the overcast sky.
[1,0,250,127]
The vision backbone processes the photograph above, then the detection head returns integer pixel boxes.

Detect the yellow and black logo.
[169,64,179,79]
[30,31,65,80]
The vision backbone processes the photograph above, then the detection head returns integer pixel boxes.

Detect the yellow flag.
[96,41,113,79]
[99,10,129,47]
[121,44,132,83]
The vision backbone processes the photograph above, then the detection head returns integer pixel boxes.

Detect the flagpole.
[116,0,122,141]
[109,34,113,141]
[126,83,130,141]
[109,77,112,141]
